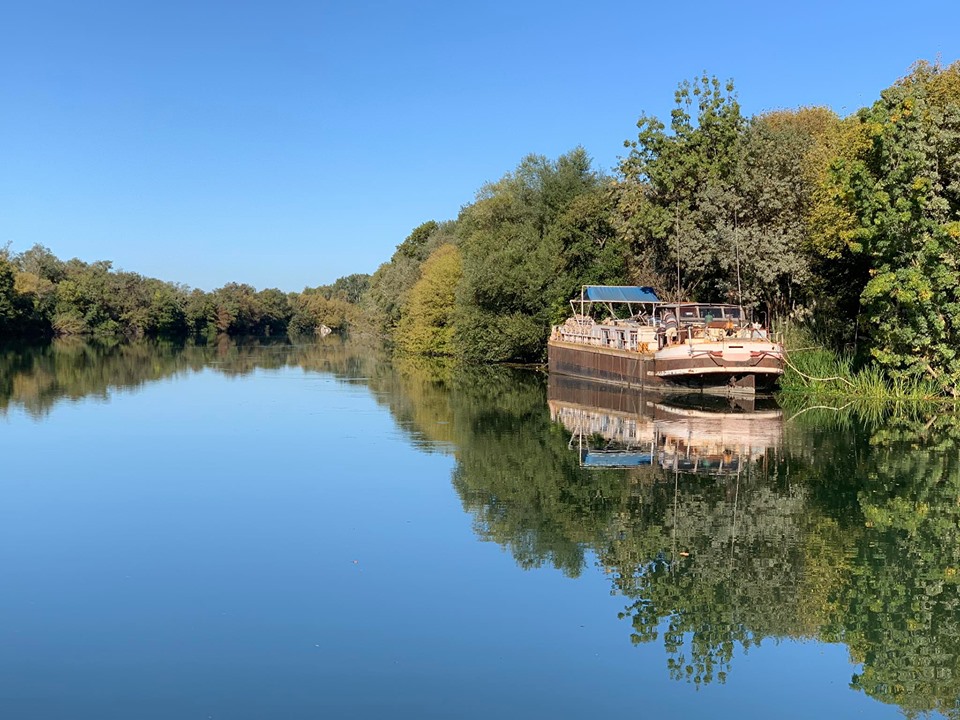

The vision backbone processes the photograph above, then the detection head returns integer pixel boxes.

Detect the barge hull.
[548,340,664,390]
[655,355,782,392]
[548,340,781,395]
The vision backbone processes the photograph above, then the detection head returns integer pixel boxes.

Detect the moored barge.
[548,286,784,394]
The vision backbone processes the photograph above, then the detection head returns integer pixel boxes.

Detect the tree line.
[4,59,960,391]
[363,59,960,392]
[0,243,371,341]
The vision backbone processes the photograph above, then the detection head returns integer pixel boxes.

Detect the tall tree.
[726,112,823,316]
[619,74,746,303]
[844,61,960,389]
[0,253,20,334]
[396,244,463,356]
[454,148,600,361]
[364,220,452,335]
[549,184,630,322]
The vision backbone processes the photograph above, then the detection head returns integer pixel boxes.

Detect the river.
[0,337,956,718]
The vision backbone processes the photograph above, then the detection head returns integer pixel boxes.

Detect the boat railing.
[552,315,659,352]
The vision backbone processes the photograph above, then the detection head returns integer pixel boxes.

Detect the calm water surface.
[0,339,957,719]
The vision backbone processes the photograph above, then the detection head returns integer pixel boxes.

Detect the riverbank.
[777,328,950,406]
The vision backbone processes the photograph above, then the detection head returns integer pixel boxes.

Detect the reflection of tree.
[427,368,847,685]
[0,340,203,417]
[431,366,831,683]
[6,340,960,716]
[421,369,960,714]
[448,368,637,577]
[836,420,960,719]
[608,476,813,685]
[371,359,639,576]
[0,336,382,418]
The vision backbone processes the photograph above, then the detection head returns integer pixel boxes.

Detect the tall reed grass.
[777,327,945,405]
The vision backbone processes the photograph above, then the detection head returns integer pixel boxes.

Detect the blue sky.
[2,0,959,292]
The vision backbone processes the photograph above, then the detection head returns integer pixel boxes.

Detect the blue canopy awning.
[582,286,660,303]
[582,452,653,468]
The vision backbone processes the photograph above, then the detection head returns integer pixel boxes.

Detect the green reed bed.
[777,328,946,406]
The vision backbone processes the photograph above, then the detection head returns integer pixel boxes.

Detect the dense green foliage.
[360,59,960,395]
[395,244,462,356]
[454,149,609,361]
[365,150,631,362]
[850,63,960,390]
[0,244,369,341]
[778,327,944,404]
[5,58,960,387]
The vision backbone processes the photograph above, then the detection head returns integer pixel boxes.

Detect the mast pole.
[675,204,681,339]
[735,210,744,322]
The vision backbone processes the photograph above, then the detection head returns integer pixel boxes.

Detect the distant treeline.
[361,60,960,392]
[0,243,371,341]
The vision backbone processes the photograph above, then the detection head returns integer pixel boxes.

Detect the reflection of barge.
[548,375,783,474]
[548,286,783,394]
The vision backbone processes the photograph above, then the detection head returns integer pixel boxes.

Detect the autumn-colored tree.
[395,244,462,356]
[364,221,452,335]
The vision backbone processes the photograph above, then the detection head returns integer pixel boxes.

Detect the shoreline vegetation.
[3,59,960,400]
[780,330,947,403]
[778,327,951,423]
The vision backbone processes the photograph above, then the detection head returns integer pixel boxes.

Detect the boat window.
[663,305,746,322]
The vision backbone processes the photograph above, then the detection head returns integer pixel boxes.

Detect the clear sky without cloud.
[2,0,959,292]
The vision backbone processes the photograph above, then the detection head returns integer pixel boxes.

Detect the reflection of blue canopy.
[583,452,653,468]
[582,286,660,303]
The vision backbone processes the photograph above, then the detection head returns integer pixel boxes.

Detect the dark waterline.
[0,339,956,719]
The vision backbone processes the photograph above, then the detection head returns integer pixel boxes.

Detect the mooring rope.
[781,350,856,387]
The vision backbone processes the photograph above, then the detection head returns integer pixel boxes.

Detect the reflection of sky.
[0,367,911,718]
